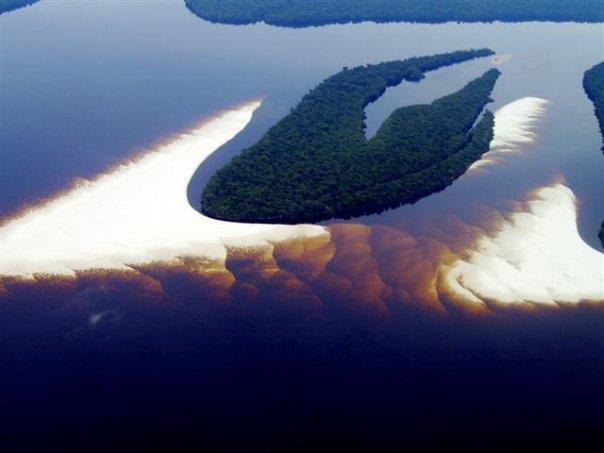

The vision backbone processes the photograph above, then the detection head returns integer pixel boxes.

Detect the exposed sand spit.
[0,101,325,276]
[469,97,549,171]
[2,98,601,314]
[439,183,604,309]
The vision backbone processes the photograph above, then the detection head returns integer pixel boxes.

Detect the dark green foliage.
[583,62,604,247]
[0,0,39,14]
[185,0,604,27]
[201,49,499,223]
[583,61,604,152]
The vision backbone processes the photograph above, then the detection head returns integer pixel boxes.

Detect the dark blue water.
[2,0,602,250]
[1,3,603,450]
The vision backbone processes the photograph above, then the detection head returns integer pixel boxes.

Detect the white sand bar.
[0,101,326,276]
[442,183,604,306]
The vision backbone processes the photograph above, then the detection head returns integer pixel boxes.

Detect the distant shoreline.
[0,0,39,15]
[185,0,604,28]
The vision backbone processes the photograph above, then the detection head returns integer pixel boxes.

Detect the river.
[1,1,603,449]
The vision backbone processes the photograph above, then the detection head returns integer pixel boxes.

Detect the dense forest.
[201,49,499,223]
[185,0,604,27]
[0,0,39,14]
[583,61,604,247]
[583,62,604,153]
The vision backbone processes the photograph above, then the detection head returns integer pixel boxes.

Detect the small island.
[185,0,604,27]
[201,49,500,223]
[0,0,39,14]
[583,61,604,247]
[583,62,604,153]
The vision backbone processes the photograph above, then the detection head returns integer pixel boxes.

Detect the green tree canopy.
[185,0,604,27]
[202,49,500,223]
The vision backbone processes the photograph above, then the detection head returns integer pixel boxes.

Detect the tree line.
[583,62,604,153]
[185,0,604,27]
[582,61,604,247]
[0,0,39,14]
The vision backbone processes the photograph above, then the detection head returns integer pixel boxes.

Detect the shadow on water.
[1,272,602,451]
[1,5,603,448]
[187,99,279,213]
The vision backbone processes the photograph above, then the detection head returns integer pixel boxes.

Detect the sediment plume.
[2,97,601,318]
[0,101,325,276]
[439,183,604,310]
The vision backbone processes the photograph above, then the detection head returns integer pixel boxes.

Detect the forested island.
[202,49,499,223]
[583,62,604,153]
[185,0,604,27]
[0,0,39,14]
[583,61,604,247]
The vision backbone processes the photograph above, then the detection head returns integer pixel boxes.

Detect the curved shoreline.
[0,101,325,276]
[1,97,601,310]
[201,51,499,223]
[0,0,39,15]
[582,61,604,246]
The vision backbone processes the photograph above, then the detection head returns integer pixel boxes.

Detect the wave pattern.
[1,98,601,317]
[469,97,549,171]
